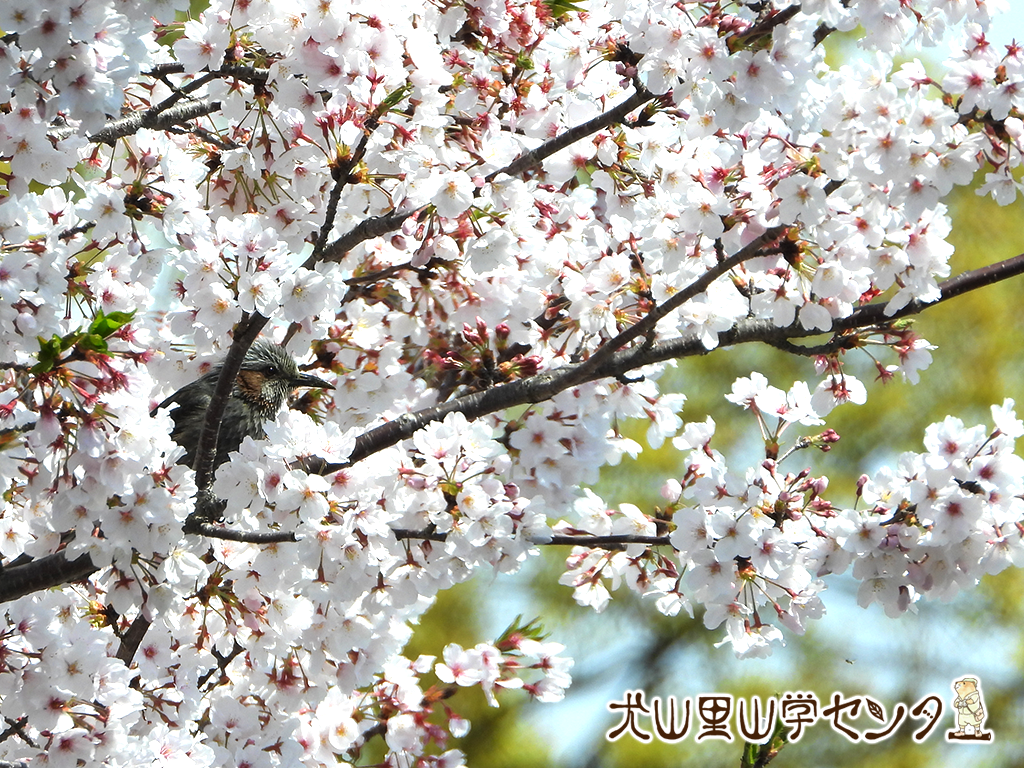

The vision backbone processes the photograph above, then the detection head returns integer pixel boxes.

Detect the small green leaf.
[543,0,586,19]
[497,615,548,644]
[31,335,66,374]
[77,334,110,354]
[377,83,414,114]
[88,309,135,339]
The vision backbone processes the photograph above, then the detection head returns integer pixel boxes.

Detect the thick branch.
[330,251,1024,471]
[12,251,1012,602]
[7,252,1018,602]
[83,100,222,145]
[56,62,269,145]
[217,64,271,84]
[115,615,152,665]
[395,529,670,548]
[0,551,97,604]
[183,521,299,543]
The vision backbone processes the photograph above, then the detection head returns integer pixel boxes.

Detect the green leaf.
[497,615,549,644]
[77,334,110,354]
[376,83,414,115]
[28,310,131,373]
[88,309,136,339]
[31,335,68,374]
[514,53,534,70]
[543,0,586,19]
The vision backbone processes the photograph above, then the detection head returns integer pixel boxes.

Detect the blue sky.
[987,0,1023,51]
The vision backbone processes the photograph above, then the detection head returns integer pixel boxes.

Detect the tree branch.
[834,252,1024,330]
[559,225,790,391]
[307,106,394,266]
[0,715,35,751]
[330,250,1024,470]
[484,85,657,183]
[165,123,238,150]
[190,313,270,498]
[318,209,419,264]
[316,85,659,265]
[0,550,97,604]
[48,61,269,146]
[395,528,671,548]
[78,100,222,145]
[728,5,801,51]
[115,615,152,665]
[0,525,671,604]
[4,252,1019,603]
[0,514,298,603]
[183,521,300,543]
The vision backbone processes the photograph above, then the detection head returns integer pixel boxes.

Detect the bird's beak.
[291,372,333,390]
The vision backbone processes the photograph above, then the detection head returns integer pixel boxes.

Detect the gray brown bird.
[153,339,332,469]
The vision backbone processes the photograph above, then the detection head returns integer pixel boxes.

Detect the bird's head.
[233,339,332,419]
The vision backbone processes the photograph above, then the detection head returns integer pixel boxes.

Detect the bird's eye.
[266,365,278,377]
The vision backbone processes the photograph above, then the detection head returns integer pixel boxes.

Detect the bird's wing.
[152,381,212,418]
[152,381,215,468]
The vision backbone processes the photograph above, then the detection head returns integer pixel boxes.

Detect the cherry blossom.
[0,0,1023,765]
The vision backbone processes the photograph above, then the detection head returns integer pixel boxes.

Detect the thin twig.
[0,715,35,751]
[728,5,801,50]
[316,86,660,265]
[147,70,221,116]
[835,252,1024,330]
[197,640,245,690]
[485,85,657,183]
[165,124,238,150]
[309,119,381,263]
[559,225,789,390]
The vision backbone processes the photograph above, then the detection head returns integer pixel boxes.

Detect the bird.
[153,339,333,469]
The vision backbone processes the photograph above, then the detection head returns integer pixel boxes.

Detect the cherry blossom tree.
[1,0,1023,765]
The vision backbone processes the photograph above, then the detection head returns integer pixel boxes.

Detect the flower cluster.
[831,400,1024,615]
[0,0,1022,765]
[560,391,1024,659]
[436,623,573,707]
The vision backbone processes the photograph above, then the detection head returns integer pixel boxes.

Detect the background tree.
[0,1,1023,767]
